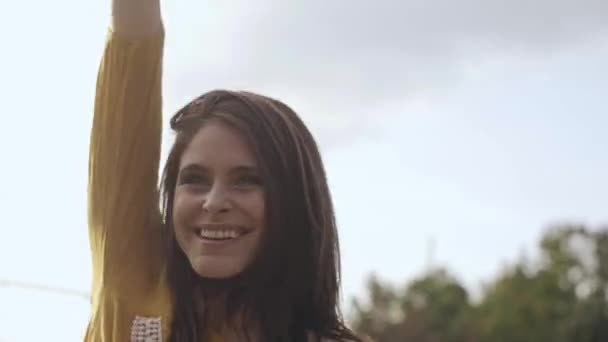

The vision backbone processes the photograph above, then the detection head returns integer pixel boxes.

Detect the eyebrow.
[179,163,259,175]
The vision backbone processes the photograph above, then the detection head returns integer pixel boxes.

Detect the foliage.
[350,224,608,342]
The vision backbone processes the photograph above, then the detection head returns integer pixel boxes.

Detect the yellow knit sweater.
[85,26,177,341]
[85,26,325,342]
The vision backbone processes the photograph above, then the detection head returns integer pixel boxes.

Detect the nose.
[202,183,232,214]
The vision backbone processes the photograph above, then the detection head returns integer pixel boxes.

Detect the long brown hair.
[160,90,361,342]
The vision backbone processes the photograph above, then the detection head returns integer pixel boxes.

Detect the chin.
[190,257,246,279]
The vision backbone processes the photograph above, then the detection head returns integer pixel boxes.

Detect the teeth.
[199,229,242,240]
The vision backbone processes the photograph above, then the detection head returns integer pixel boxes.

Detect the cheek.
[238,191,266,229]
[172,190,201,230]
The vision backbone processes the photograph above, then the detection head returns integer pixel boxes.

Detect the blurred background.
[0,0,606,341]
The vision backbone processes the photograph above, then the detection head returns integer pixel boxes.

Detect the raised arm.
[88,0,164,296]
[112,0,162,39]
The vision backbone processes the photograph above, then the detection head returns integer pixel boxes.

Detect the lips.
[195,224,251,242]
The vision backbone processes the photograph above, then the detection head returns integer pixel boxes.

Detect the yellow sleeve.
[88,27,165,298]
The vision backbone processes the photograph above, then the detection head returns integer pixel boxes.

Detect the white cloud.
[161,0,608,144]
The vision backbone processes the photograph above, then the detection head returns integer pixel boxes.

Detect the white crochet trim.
[131,316,162,342]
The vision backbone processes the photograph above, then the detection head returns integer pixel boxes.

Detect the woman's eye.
[179,173,209,185]
[234,175,263,188]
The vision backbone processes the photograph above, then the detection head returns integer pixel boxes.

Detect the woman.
[86,0,362,341]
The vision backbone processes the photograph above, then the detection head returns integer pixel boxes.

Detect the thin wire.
[0,277,89,300]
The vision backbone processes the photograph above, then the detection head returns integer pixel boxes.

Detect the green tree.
[565,229,608,342]
[350,274,404,342]
[475,226,580,342]
[475,225,608,342]
[351,269,474,342]
[350,224,608,342]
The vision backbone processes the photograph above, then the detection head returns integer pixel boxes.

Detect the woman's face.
[172,120,266,279]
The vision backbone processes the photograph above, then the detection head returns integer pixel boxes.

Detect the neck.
[195,279,259,339]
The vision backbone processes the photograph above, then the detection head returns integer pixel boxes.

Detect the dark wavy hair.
[160,90,361,342]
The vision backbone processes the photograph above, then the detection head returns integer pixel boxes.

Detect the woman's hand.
[112,0,162,39]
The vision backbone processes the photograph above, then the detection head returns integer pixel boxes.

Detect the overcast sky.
[0,0,606,340]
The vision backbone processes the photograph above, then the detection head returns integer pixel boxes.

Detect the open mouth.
[196,227,248,242]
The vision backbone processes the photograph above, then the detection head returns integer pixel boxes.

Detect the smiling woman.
[160,90,364,342]
[171,119,266,280]
[84,0,362,341]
